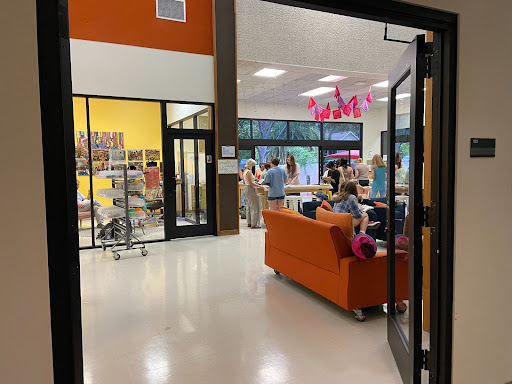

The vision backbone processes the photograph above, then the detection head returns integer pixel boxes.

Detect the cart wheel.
[113,253,121,260]
[141,249,148,256]
[102,244,106,251]
[274,270,280,275]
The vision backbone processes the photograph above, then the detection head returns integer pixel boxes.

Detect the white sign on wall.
[368,150,373,159]
[221,145,236,158]
[218,159,239,174]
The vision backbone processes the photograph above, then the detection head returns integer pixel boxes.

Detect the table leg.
[264,190,269,209]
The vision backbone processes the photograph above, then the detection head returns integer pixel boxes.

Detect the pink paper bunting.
[321,108,331,119]
[353,107,362,118]
[314,114,320,121]
[333,109,342,119]
[334,86,340,98]
[308,97,316,109]
[342,104,352,116]
[337,96,345,109]
[311,108,316,117]
[361,100,369,112]
[366,90,373,104]
[312,104,322,115]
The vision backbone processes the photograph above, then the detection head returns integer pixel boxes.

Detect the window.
[238,119,251,139]
[322,123,361,141]
[156,0,186,22]
[252,120,287,140]
[289,121,321,140]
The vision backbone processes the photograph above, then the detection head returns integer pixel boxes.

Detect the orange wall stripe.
[69,0,213,56]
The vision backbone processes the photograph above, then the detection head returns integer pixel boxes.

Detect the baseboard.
[218,229,239,236]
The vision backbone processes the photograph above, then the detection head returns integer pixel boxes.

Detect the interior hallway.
[80,224,402,384]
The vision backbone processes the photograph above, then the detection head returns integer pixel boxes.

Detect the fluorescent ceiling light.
[376,93,411,102]
[318,75,347,82]
[299,87,336,97]
[253,68,286,78]
[373,81,389,87]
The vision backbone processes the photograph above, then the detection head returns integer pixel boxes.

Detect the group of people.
[242,154,301,228]
[323,154,388,199]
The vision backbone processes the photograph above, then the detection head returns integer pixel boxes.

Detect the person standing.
[263,158,287,211]
[255,163,265,180]
[339,158,353,182]
[76,179,104,228]
[325,161,341,194]
[243,159,264,228]
[371,154,387,198]
[284,154,300,185]
[395,152,406,184]
[354,158,370,186]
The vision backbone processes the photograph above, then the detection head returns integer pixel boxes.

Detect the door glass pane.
[175,139,183,220]
[393,74,412,342]
[198,140,207,224]
[166,104,211,130]
[176,139,201,226]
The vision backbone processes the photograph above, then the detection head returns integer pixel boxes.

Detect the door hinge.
[422,349,429,370]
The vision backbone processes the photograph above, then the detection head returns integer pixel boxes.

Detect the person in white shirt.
[284,154,301,185]
[77,180,104,228]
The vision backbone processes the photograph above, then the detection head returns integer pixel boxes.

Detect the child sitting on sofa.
[333,181,380,234]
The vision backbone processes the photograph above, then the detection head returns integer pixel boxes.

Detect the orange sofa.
[262,209,408,320]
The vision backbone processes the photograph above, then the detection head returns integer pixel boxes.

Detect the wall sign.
[470,138,495,158]
[218,159,238,174]
[221,145,236,158]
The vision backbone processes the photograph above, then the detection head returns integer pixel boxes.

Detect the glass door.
[386,35,429,384]
[164,132,215,238]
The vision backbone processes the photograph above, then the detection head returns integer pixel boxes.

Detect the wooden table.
[239,183,333,210]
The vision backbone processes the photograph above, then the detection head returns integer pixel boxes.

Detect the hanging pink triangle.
[334,86,340,98]
[312,104,322,115]
[337,96,345,109]
[361,100,369,112]
[308,97,316,109]
[366,89,373,104]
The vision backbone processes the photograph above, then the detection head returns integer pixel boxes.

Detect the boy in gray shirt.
[263,158,287,211]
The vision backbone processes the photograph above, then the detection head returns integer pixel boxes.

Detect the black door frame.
[36,0,456,383]
[163,129,216,239]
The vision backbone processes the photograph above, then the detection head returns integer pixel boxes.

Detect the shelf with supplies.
[94,166,147,260]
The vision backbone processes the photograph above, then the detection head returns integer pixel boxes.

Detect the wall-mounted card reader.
[470,138,495,158]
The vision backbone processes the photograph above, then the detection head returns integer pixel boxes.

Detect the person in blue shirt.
[371,154,387,198]
[263,158,287,211]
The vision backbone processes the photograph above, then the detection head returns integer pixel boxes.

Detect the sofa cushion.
[351,233,377,259]
[279,206,303,216]
[374,202,387,207]
[321,200,333,211]
[316,208,354,244]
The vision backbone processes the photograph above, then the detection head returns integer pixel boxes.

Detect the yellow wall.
[73,97,162,206]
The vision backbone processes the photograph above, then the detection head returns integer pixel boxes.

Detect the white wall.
[403,1,512,383]
[70,39,215,103]
[0,1,54,383]
[238,100,387,160]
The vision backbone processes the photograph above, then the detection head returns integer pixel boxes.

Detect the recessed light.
[318,75,347,82]
[253,68,287,78]
[373,81,389,87]
[376,93,411,102]
[299,87,336,97]
[355,81,367,86]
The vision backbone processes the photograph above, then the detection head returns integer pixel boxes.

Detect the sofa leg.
[396,301,408,313]
[353,309,366,322]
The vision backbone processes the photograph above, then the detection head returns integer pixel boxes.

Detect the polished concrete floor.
[80,223,404,384]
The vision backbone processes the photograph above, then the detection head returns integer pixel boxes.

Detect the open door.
[386,34,431,383]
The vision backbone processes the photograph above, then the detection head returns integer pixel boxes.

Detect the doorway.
[37,1,456,383]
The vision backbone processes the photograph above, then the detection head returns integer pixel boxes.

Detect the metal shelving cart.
[96,166,148,260]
